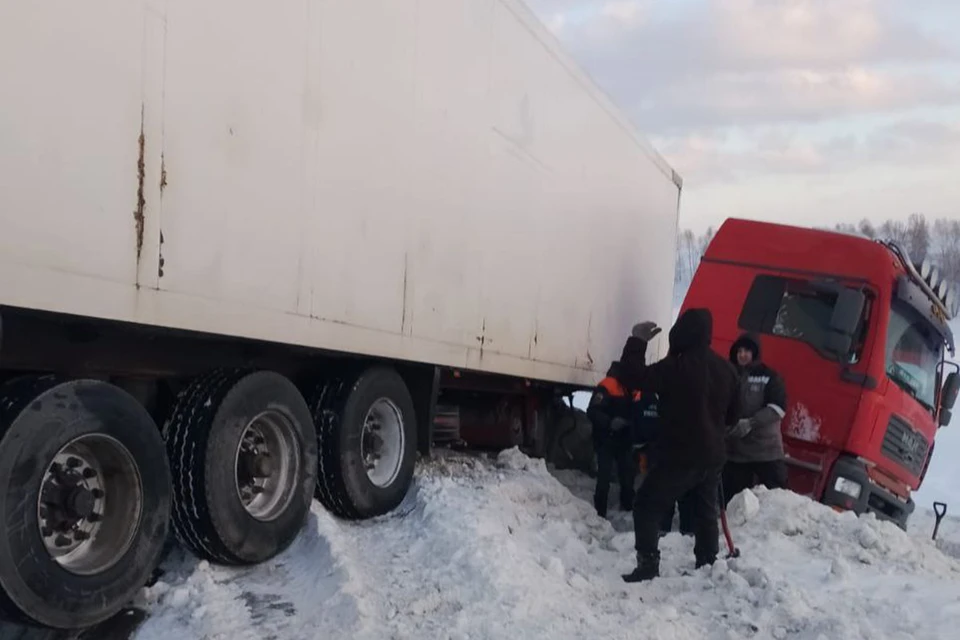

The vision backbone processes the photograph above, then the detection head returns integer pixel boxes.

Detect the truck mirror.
[940,408,953,428]
[942,371,959,411]
[824,289,865,358]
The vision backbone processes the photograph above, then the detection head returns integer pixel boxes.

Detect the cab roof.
[705,218,899,286]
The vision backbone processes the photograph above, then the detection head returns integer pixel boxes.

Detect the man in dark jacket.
[615,308,741,582]
[723,333,789,503]
[586,363,639,518]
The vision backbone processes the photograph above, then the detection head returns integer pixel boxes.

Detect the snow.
[784,403,822,443]
[728,488,761,525]
[136,448,960,640]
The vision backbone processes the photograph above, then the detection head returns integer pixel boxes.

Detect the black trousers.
[660,490,697,535]
[594,436,637,514]
[722,459,788,506]
[633,463,722,565]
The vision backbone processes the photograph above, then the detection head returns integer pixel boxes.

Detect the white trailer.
[0,0,680,630]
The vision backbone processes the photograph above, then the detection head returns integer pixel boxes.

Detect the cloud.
[542,1,651,39]
[636,69,960,130]
[532,0,960,131]
[657,118,960,184]
[543,0,952,70]
[530,0,960,231]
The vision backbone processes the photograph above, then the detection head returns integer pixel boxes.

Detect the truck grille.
[880,415,929,477]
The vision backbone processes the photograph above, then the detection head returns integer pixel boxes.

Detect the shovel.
[718,479,740,558]
[933,502,948,541]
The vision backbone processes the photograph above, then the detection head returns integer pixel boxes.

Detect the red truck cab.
[681,219,960,528]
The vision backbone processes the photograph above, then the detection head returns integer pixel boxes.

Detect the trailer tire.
[312,367,417,520]
[0,377,171,630]
[165,370,318,566]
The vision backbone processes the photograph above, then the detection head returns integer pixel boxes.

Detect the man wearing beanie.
[723,333,789,503]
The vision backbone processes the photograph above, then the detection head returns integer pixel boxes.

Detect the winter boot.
[622,552,660,583]
[594,495,607,519]
[695,555,716,570]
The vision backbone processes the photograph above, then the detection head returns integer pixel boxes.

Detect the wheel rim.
[235,411,301,522]
[361,398,405,488]
[38,435,143,576]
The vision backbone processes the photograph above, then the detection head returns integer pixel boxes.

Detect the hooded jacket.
[614,308,741,468]
[726,333,788,463]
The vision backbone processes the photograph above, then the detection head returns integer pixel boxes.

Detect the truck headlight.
[834,477,862,500]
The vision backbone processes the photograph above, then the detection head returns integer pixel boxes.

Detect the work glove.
[726,418,752,439]
[632,321,662,342]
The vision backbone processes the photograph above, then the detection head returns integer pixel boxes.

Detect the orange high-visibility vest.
[597,376,648,473]
[597,376,642,402]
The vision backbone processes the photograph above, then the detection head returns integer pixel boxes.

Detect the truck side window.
[739,274,863,360]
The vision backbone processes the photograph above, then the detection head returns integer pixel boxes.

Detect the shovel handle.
[933,502,948,541]
[935,502,948,519]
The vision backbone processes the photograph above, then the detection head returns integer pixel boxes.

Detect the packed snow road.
[133,449,960,640]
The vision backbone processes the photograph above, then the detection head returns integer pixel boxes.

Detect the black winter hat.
[668,308,713,355]
[729,333,761,364]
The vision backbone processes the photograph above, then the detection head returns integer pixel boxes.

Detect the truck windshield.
[885,300,944,412]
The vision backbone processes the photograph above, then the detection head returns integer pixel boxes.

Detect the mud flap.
[0,608,147,640]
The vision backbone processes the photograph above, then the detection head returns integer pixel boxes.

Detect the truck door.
[736,274,876,498]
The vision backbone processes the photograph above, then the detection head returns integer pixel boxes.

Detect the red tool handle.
[720,507,740,558]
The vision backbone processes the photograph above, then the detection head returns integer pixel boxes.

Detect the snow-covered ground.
[135,448,960,640]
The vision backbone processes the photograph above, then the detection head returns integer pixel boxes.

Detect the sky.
[526,0,960,233]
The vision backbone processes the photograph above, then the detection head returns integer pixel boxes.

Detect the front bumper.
[822,455,915,529]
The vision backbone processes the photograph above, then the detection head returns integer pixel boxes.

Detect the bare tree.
[834,223,860,237]
[879,219,910,248]
[932,218,960,286]
[906,213,931,264]
[699,227,715,258]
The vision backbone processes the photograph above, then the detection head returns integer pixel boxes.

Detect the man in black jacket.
[615,308,741,582]
[723,333,789,503]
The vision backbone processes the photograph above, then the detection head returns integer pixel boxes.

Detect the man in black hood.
[613,308,741,582]
[723,333,789,504]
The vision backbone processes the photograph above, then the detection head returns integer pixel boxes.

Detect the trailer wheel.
[165,370,318,565]
[312,367,417,520]
[0,377,171,630]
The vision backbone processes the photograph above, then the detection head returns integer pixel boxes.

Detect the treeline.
[675,215,960,290]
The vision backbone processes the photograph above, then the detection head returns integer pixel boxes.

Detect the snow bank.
[136,449,960,640]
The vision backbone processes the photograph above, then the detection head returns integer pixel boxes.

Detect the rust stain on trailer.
[160,153,168,193]
[133,106,146,271]
[158,231,165,279]
[477,318,487,359]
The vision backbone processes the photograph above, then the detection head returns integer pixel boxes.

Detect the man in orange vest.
[587,363,641,518]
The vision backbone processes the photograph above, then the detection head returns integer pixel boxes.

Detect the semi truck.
[681,219,960,528]
[0,0,681,630]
